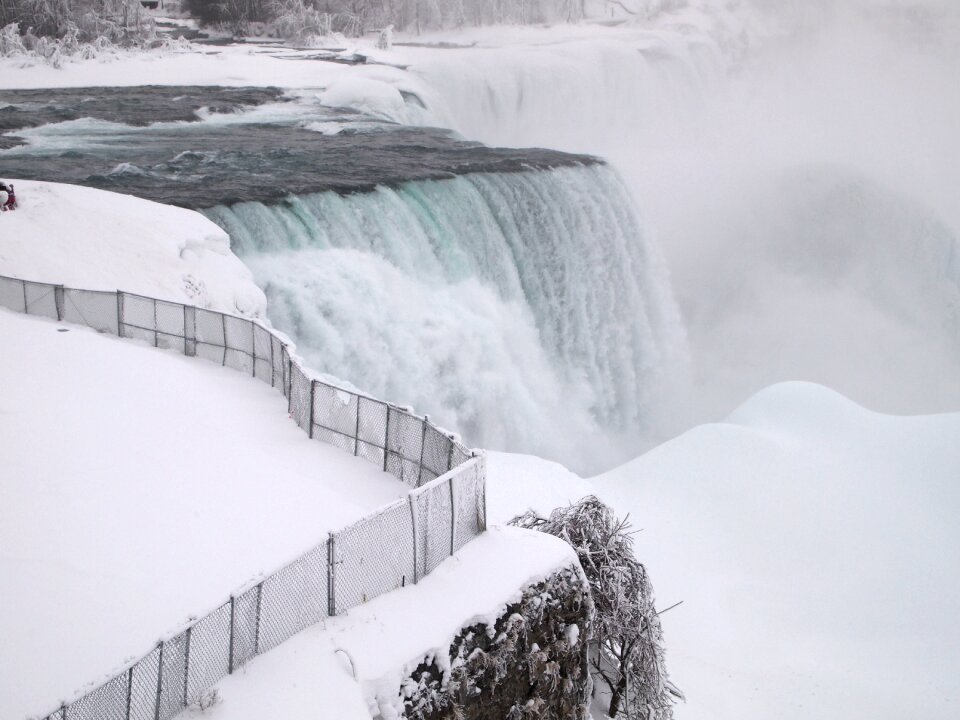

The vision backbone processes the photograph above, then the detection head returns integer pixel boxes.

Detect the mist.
[646,0,960,422]
[416,0,960,438]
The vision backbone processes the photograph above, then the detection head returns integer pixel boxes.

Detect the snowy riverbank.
[0,180,265,317]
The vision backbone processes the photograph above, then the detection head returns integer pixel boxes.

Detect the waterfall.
[401,19,960,423]
[407,32,724,154]
[204,164,688,474]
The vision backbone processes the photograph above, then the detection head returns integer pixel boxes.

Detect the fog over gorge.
[416,0,960,447]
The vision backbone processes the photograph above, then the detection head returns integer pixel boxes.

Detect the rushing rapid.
[207,164,688,473]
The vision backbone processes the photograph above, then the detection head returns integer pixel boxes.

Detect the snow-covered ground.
[0,308,410,720]
[173,527,576,720]
[4,5,960,719]
[0,180,266,317]
[489,382,960,720]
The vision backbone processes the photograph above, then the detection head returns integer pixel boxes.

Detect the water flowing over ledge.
[207,164,689,475]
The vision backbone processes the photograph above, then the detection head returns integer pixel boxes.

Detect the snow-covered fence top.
[0,274,487,720]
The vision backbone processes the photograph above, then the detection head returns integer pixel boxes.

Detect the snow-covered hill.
[488,382,960,720]
[177,526,578,720]
[0,307,412,720]
[0,180,265,317]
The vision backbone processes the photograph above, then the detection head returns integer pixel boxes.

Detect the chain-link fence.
[0,273,487,720]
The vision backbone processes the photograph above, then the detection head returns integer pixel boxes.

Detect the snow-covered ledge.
[0,180,266,317]
[176,527,587,720]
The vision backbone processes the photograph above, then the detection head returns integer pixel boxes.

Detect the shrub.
[512,496,681,718]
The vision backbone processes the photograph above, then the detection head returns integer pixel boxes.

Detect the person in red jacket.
[0,182,16,211]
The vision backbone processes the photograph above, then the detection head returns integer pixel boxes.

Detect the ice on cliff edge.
[0,180,266,317]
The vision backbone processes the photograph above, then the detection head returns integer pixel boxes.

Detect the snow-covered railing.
[0,274,487,720]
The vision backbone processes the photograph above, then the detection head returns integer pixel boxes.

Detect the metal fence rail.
[0,273,487,720]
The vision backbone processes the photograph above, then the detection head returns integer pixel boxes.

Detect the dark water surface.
[0,85,600,208]
[0,86,286,147]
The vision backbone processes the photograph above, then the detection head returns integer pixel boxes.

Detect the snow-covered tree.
[1,0,154,44]
[512,496,680,719]
[183,0,583,37]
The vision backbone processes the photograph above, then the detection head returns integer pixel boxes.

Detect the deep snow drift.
[0,180,266,317]
[0,307,408,719]
[174,527,577,720]
[488,382,960,720]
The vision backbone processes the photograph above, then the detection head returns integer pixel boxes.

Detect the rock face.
[402,565,593,720]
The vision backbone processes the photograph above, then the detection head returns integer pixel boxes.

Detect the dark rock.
[403,565,593,720]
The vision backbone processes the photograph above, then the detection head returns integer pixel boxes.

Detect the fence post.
[417,416,428,487]
[286,353,293,415]
[153,299,159,348]
[480,457,487,532]
[409,493,419,584]
[327,533,337,617]
[447,437,454,472]
[383,407,392,473]
[125,665,133,720]
[54,285,64,321]
[228,596,236,674]
[250,323,256,378]
[449,476,456,556]
[308,380,316,439]
[269,335,275,388]
[182,626,193,707]
[253,582,263,656]
[116,291,124,338]
[21,279,28,313]
[60,702,67,720]
[220,313,227,366]
[354,396,361,456]
[183,305,195,357]
[154,641,164,720]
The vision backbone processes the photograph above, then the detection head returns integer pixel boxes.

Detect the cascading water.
[402,9,960,423]
[205,164,688,474]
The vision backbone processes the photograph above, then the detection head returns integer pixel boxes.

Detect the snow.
[0,308,410,720]
[4,8,960,719]
[485,450,593,523]
[0,180,266,317]
[487,381,960,720]
[176,527,576,720]
[319,78,408,122]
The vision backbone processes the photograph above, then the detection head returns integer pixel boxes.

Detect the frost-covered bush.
[185,0,585,39]
[262,0,361,45]
[0,22,28,54]
[403,565,592,720]
[1,0,155,41]
[512,497,680,719]
[0,0,157,65]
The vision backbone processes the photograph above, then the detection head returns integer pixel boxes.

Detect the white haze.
[412,0,960,431]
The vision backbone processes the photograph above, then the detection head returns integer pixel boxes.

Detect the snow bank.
[0,180,266,317]
[175,527,576,720]
[320,78,408,122]
[485,381,960,720]
[0,309,409,720]
[485,451,593,523]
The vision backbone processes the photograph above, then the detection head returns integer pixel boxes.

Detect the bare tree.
[512,496,680,719]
